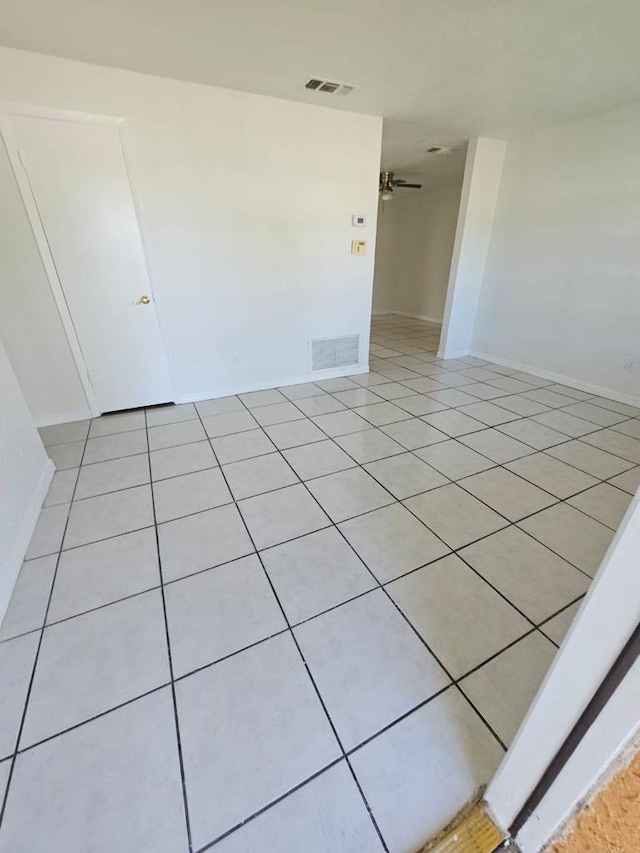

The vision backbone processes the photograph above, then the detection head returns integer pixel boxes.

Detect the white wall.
[439,137,506,358]
[0,135,88,424]
[0,48,382,417]
[473,103,640,402]
[372,185,461,322]
[0,336,53,621]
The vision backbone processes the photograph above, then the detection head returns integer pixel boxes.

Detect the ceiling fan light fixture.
[380,189,393,201]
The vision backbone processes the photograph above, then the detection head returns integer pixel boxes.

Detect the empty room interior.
[1,3,639,852]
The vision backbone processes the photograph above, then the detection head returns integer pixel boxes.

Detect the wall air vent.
[312,335,360,371]
[304,77,357,96]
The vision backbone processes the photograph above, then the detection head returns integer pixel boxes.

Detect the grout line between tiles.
[143,408,194,853]
[14,324,635,847]
[193,401,392,852]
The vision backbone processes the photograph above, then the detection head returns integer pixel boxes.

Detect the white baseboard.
[470,350,640,408]
[437,348,470,360]
[390,311,443,325]
[0,458,55,625]
[33,409,93,428]
[175,364,370,405]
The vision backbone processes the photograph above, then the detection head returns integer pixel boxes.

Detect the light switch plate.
[351,240,367,255]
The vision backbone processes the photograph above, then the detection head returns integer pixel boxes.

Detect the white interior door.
[10,113,172,413]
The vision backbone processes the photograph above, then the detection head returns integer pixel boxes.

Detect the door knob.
[136,295,151,305]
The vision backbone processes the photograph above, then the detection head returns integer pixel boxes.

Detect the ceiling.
[2,0,640,189]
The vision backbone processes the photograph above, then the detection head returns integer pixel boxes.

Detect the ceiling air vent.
[312,335,360,371]
[304,77,356,96]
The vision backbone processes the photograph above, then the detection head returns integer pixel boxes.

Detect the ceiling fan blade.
[396,183,422,189]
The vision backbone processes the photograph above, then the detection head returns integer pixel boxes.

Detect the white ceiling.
[2,0,640,188]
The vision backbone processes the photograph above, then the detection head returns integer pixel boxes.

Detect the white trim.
[0,458,54,624]
[33,408,93,428]
[0,105,100,417]
[437,348,470,360]
[174,365,370,404]
[470,349,640,408]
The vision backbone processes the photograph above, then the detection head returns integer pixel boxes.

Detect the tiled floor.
[1,314,638,853]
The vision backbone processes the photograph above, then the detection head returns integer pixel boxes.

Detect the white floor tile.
[213,762,384,853]
[546,439,634,479]
[21,590,169,747]
[84,429,148,463]
[459,467,557,522]
[294,590,449,750]
[264,419,326,449]
[201,410,257,439]
[39,420,90,447]
[158,503,254,583]
[238,483,330,549]
[387,555,530,678]
[381,418,448,450]
[364,452,448,499]
[414,439,494,480]
[152,467,231,522]
[352,402,411,427]
[283,439,356,480]
[460,632,557,745]
[608,465,640,494]
[252,401,305,426]
[497,419,568,450]
[0,632,40,760]
[195,395,243,417]
[176,633,340,848]
[581,428,640,464]
[63,486,154,550]
[211,428,276,463]
[239,389,287,408]
[48,528,160,623]
[74,453,150,500]
[223,452,298,500]
[1,689,188,853]
[0,555,56,642]
[339,503,449,583]
[459,527,589,623]
[165,555,286,676]
[261,527,375,624]
[519,503,614,576]
[26,503,69,559]
[306,468,394,523]
[312,410,373,437]
[335,429,404,464]
[150,441,217,481]
[43,468,78,507]
[404,484,508,549]
[89,411,145,437]
[567,482,632,529]
[540,602,581,645]
[459,428,536,463]
[350,688,503,853]
[145,403,197,428]
[505,452,598,498]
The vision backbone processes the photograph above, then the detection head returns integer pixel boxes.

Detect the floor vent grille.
[312,335,360,371]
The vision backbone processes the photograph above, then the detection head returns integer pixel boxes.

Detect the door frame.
[483,489,640,850]
[0,101,173,418]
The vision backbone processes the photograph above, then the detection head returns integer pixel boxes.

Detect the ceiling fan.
[379,170,422,201]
